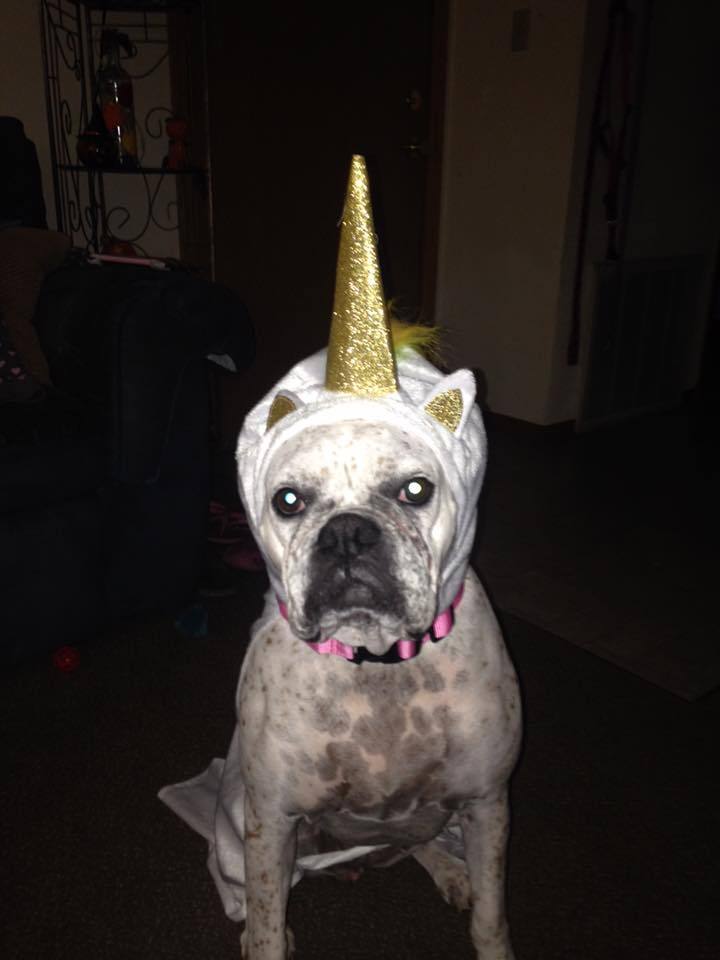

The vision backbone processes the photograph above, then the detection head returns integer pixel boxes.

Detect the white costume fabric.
[236,345,487,616]
[159,156,492,926]
[158,345,487,922]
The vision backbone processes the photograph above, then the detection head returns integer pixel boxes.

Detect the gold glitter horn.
[325,155,398,396]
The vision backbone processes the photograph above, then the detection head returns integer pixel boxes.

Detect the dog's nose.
[316,512,382,560]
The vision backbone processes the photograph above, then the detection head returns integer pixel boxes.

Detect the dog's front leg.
[242,790,297,960]
[460,791,515,960]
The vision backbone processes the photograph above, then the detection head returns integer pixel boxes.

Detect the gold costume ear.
[266,394,298,430]
[325,155,398,397]
[424,388,464,434]
[421,370,476,436]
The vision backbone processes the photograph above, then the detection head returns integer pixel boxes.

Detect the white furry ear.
[422,370,476,436]
[266,390,303,430]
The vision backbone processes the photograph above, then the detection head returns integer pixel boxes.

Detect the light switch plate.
[512,8,531,51]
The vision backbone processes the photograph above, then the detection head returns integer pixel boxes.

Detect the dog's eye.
[398,477,434,506]
[272,487,306,517]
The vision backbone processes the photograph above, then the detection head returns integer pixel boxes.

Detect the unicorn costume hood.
[236,155,487,618]
[158,159,504,924]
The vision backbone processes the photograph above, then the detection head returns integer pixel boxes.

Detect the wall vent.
[577,257,703,430]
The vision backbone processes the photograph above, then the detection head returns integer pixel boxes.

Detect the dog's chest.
[243,634,477,820]
[314,672,456,813]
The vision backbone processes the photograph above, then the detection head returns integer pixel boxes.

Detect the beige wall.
[0,1,178,257]
[0,0,55,228]
[435,0,588,424]
[436,0,719,424]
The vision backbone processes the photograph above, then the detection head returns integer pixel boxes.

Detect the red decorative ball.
[52,645,80,672]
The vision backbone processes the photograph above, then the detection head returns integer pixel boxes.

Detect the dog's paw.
[240,925,295,958]
[436,861,472,911]
[413,843,472,912]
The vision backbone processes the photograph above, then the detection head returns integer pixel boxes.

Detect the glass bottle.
[97,30,138,168]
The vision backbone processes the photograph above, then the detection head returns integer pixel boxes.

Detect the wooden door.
[205,1,446,430]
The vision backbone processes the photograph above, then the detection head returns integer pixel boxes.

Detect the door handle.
[400,140,429,158]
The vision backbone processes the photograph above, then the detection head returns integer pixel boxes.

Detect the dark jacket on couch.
[0,255,254,663]
[0,118,254,662]
[0,251,253,659]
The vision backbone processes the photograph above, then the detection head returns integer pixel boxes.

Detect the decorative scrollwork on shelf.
[104,203,133,234]
[103,170,182,245]
[59,99,75,164]
[42,0,198,259]
[144,105,173,140]
[127,48,169,81]
[45,5,83,78]
[151,196,180,233]
[64,165,100,249]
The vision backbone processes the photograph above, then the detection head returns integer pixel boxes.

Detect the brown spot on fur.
[433,704,453,732]
[352,707,406,753]
[298,751,315,774]
[411,706,431,734]
[312,697,351,735]
[352,666,419,705]
[314,741,376,806]
[419,662,446,692]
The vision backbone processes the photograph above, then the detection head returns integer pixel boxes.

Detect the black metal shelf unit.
[40,0,206,257]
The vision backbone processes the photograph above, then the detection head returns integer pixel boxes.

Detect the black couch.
[0,119,254,663]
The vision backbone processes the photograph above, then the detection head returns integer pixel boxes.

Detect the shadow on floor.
[474,405,717,700]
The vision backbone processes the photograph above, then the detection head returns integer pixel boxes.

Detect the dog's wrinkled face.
[260,421,457,655]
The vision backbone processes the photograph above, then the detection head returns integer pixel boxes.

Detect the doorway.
[204,1,447,433]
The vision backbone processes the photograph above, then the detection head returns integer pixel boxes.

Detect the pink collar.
[276,585,464,665]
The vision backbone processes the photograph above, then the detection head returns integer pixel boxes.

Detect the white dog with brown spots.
[159,156,522,959]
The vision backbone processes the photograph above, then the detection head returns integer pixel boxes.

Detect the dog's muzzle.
[304,512,406,622]
[277,585,464,664]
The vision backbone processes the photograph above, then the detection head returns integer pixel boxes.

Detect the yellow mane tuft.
[389,316,442,361]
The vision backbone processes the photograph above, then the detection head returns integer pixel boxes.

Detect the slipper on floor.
[222,537,265,572]
[208,500,249,544]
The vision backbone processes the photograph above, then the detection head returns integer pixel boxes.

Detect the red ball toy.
[52,645,81,673]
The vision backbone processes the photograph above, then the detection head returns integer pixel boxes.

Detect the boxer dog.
[160,157,522,960]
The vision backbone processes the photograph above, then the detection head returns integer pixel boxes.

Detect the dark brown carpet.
[474,409,718,700]
[2,570,718,959]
